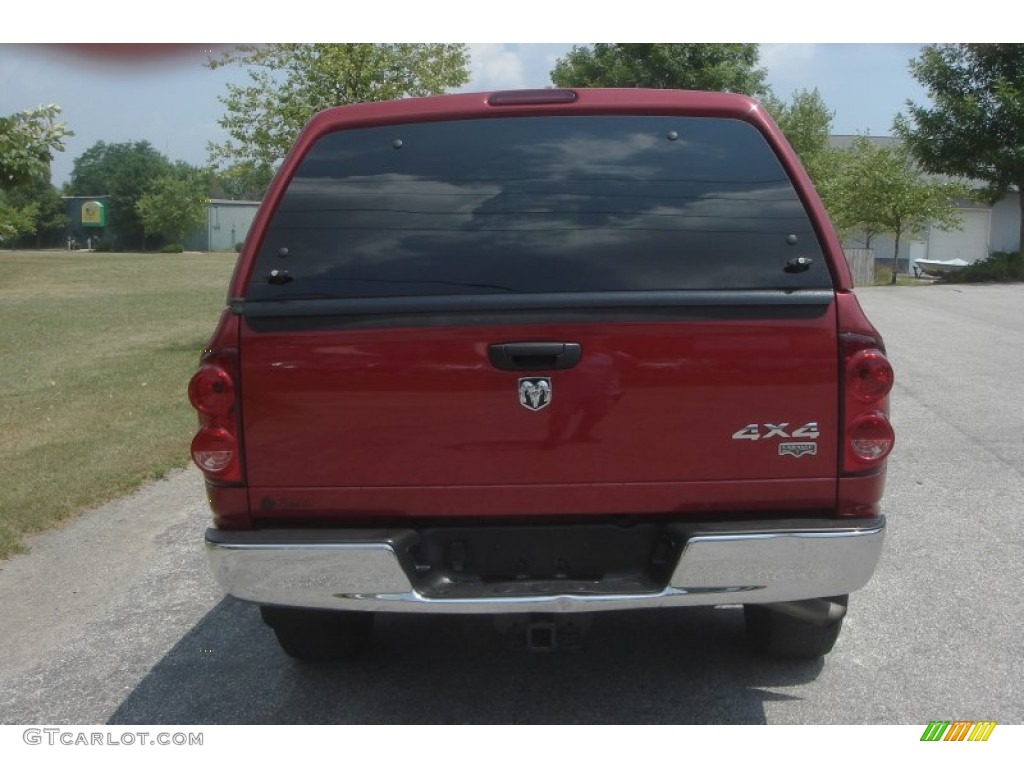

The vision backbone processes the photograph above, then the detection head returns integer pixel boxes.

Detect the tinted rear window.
[247,115,831,300]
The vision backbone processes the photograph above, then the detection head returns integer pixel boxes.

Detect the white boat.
[913,258,970,277]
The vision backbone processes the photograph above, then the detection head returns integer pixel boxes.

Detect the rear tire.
[743,595,848,659]
[259,605,374,662]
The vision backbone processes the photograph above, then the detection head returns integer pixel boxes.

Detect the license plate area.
[407,522,681,597]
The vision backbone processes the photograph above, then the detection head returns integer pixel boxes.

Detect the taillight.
[847,349,894,403]
[841,333,894,474]
[188,365,234,416]
[189,311,244,485]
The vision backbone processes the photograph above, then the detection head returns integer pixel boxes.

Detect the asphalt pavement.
[0,283,1021,724]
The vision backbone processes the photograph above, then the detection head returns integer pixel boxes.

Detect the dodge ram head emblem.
[518,378,552,411]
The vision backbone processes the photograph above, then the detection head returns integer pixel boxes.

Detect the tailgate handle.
[488,342,582,371]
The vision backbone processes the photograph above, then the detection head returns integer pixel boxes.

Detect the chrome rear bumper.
[205,517,885,614]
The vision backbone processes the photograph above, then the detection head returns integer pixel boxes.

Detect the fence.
[844,248,875,287]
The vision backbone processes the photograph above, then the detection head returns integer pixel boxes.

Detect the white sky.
[0,2,992,188]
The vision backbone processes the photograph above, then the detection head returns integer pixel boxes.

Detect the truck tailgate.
[239,299,838,518]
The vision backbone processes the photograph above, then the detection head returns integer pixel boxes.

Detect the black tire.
[259,605,374,662]
[743,595,848,659]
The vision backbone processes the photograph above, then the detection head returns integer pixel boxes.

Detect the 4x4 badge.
[518,377,552,411]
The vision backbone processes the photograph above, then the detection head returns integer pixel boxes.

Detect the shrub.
[944,251,1024,283]
[160,243,185,254]
[234,241,244,253]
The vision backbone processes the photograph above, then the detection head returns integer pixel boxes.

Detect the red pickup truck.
[192,88,894,662]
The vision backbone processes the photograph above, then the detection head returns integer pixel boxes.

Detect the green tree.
[207,44,471,186]
[0,104,72,190]
[0,193,38,246]
[210,162,269,201]
[763,88,845,217]
[2,175,67,248]
[763,89,833,172]
[0,104,71,244]
[894,44,1024,254]
[550,44,768,96]
[834,137,967,284]
[64,141,174,249]
[135,170,208,247]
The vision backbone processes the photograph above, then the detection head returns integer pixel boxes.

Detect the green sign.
[82,201,106,227]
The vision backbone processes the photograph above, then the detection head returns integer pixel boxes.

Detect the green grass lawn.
[873,264,936,286]
[0,251,237,558]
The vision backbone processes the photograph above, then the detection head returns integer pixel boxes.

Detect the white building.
[185,199,261,252]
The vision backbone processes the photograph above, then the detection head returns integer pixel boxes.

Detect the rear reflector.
[191,426,237,476]
[488,89,578,106]
[847,412,895,463]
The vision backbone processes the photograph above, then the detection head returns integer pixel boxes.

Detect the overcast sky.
[4,0,966,190]
[0,43,935,189]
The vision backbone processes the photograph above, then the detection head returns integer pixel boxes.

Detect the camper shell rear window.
[247,115,832,301]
